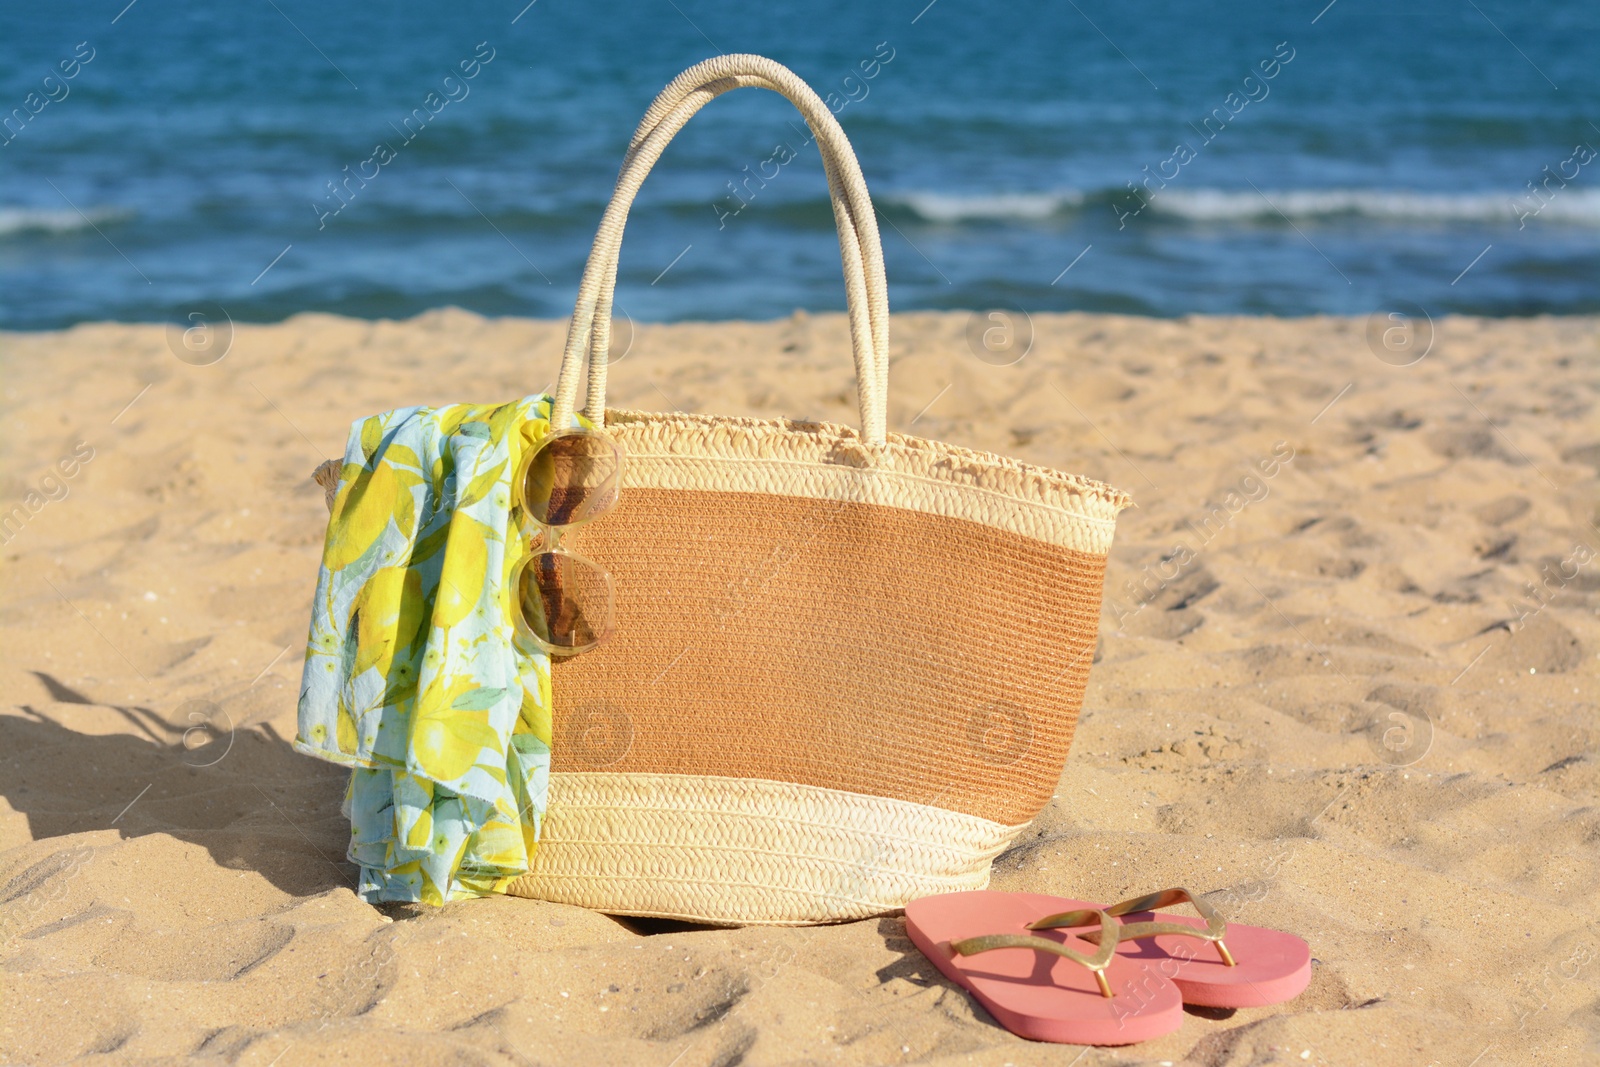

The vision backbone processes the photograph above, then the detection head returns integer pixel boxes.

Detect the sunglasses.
[510,427,622,657]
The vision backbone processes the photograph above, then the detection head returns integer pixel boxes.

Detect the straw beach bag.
[508,55,1129,925]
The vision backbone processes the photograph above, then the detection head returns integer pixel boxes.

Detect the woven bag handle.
[552,54,891,446]
[594,65,888,420]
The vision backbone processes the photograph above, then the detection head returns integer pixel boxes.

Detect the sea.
[2,0,1597,330]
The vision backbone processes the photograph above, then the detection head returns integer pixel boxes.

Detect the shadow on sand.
[5,673,353,900]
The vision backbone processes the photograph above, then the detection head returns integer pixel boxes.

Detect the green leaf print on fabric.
[295,394,578,904]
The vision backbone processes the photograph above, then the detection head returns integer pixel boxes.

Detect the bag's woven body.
[507,55,1128,925]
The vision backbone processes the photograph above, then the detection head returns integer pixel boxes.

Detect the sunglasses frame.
[509,426,623,658]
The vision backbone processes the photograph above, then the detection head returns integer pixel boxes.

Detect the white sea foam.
[889,191,1084,222]
[891,187,1600,225]
[0,206,126,237]
[1151,188,1600,225]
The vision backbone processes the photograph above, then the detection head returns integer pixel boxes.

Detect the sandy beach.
[1,309,1596,1065]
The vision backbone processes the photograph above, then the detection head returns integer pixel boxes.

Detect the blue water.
[2,0,1597,330]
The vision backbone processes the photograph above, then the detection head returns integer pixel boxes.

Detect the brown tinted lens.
[523,432,621,527]
[517,550,614,654]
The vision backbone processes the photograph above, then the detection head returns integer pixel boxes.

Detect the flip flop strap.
[948,909,1120,998]
[1029,888,1237,966]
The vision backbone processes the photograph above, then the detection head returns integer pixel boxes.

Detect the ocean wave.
[0,206,128,237]
[886,191,1085,222]
[1150,188,1600,225]
[884,187,1600,226]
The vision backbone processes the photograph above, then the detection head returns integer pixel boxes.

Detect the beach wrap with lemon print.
[295,394,576,904]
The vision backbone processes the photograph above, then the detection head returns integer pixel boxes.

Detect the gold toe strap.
[1030,888,1236,967]
[949,908,1120,997]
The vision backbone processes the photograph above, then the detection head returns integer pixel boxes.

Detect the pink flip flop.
[904,891,1184,1045]
[1033,887,1312,1008]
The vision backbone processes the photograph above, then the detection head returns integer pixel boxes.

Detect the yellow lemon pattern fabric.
[295,394,569,904]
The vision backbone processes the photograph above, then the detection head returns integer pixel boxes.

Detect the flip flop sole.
[1047,897,1312,1009]
[905,891,1184,1045]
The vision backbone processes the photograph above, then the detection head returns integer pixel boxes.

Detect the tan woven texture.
[525,55,1129,924]
[608,409,1126,553]
[551,479,1110,826]
[508,773,1025,926]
